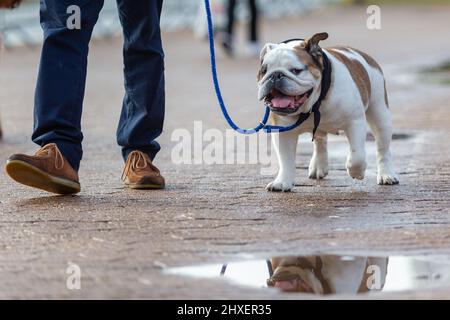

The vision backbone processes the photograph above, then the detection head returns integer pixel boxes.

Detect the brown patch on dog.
[329,46,383,74]
[294,46,323,79]
[330,46,388,108]
[304,33,329,66]
[292,33,329,80]
[352,48,383,74]
[327,48,372,106]
[328,45,352,53]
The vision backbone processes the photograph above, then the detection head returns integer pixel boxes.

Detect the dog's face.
[257,33,329,116]
[267,257,325,294]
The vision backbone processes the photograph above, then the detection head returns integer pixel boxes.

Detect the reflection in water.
[265,256,387,294]
[166,255,450,296]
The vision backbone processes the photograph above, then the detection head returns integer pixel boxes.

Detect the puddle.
[367,132,414,141]
[165,255,450,296]
[421,60,450,85]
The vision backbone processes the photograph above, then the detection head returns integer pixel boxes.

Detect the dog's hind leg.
[344,118,367,181]
[366,97,399,185]
[309,131,329,179]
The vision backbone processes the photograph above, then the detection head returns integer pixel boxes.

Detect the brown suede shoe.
[5,143,80,195]
[122,151,165,190]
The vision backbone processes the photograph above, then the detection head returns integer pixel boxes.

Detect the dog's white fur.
[258,36,399,192]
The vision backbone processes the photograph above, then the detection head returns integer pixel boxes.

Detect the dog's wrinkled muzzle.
[258,71,290,101]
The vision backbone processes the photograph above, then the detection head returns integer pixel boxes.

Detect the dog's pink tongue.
[271,95,295,109]
[274,280,298,291]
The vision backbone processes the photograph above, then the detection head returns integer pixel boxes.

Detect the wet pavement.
[0,5,450,299]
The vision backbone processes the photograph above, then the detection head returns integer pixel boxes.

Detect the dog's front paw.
[346,158,366,180]
[266,179,294,192]
[377,168,399,185]
[308,157,329,180]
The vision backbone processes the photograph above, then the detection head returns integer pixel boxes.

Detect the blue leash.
[204,0,307,134]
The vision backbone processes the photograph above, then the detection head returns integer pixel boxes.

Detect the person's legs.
[116,0,165,162]
[248,0,258,42]
[226,0,237,37]
[222,0,236,56]
[32,0,104,171]
[5,0,103,194]
[245,0,260,58]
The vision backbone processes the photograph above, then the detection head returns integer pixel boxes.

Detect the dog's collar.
[281,38,305,44]
[277,38,332,141]
[310,48,332,139]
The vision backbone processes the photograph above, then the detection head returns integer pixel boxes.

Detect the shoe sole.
[125,183,165,190]
[5,160,80,195]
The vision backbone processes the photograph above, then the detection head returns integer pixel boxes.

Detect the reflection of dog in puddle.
[267,256,388,294]
[0,0,23,139]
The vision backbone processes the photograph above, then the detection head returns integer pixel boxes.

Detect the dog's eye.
[291,68,303,75]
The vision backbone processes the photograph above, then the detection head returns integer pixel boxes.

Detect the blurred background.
[4,0,449,47]
[1,0,337,47]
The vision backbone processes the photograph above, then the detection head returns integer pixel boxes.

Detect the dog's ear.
[304,33,329,67]
[305,32,329,51]
[260,43,278,64]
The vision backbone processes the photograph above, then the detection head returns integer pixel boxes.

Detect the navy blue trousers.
[32,0,165,171]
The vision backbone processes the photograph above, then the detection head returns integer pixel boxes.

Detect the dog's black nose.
[270,71,284,82]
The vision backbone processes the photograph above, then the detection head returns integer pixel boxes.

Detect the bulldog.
[267,255,388,295]
[258,32,399,192]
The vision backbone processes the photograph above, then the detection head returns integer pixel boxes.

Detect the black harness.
[280,38,332,140]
